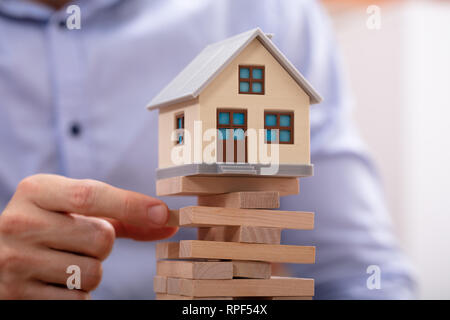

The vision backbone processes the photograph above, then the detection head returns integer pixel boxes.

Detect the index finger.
[16,174,168,227]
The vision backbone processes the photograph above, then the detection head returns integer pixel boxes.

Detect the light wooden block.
[166,277,314,297]
[197,191,280,209]
[167,210,180,227]
[175,206,314,230]
[233,296,313,300]
[232,261,271,279]
[156,293,313,300]
[198,226,281,244]
[156,260,233,280]
[156,240,316,264]
[156,176,299,196]
[153,275,167,293]
[156,294,233,300]
[179,240,315,264]
[156,242,180,260]
[271,296,313,300]
[156,293,312,300]
[155,243,273,277]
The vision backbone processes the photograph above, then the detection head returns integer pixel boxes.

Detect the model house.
[147,28,322,179]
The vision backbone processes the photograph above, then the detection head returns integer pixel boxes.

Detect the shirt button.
[69,122,82,137]
[58,20,67,29]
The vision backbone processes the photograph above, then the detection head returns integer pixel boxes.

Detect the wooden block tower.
[146,28,322,300]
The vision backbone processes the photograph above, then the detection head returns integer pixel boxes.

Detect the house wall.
[199,38,311,165]
[158,99,199,168]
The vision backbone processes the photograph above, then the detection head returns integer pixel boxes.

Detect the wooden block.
[176,206,314,230]
[156,245,271,278]
[166,277,314,297]
[156,176,299,196]
[179,240,315,264]
[156,294,311,300]
[166,210,180,227]
[197,191,280,209]
[232,261,271,279]
[198,226,281,244]
[157,241,315,264]
[156,242,180,260]
[156,260,233,279]
[153,276,167,293]
[271,296,313,300]
[156,294,233,300]
[233,296,313,300]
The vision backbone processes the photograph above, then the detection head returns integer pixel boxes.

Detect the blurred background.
[321,0,450,299]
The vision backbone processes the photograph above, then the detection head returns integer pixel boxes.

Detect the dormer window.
[239,65,265,94]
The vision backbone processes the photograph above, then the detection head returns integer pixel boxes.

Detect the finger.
[1,202,115,261]
[31,248,103,292]
[38,212,116,260]
[16,174,169,227]
[104,218,178,241]
[23,281,90,300]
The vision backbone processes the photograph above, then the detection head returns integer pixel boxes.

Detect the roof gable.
[147,28,322,110]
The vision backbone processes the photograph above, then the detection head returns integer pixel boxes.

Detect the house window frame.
[216,108,248,162]
[216,108,248,132]
[264,111,294,144]
[175,112,185,145]
[238,65,265,95]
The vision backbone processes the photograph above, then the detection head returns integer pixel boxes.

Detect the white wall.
[327,0,450,299]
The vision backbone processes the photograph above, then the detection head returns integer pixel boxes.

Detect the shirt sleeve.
[274,0,417,299]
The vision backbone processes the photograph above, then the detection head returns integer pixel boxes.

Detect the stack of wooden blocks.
[153,175,315,300]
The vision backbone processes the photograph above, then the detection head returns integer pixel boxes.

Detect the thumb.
[22,174,171,227]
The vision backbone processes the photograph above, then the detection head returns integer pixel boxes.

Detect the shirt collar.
[0,0,121,23]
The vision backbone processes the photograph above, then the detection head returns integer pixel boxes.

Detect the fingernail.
[147,204,168,225]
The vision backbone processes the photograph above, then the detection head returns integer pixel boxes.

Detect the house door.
[217,109,247,163]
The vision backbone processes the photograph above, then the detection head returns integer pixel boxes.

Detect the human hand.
[0,174,177,299]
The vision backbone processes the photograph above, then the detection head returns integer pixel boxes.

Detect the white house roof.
[147,28,322,110]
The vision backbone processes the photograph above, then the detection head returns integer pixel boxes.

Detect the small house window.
[264,111,294,144]
[239,65,265,94]
[175,113,184,145]
[217,109,247,140]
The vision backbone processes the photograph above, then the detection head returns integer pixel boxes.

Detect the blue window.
[266,129,277,142]
[233,112,245,125]
[280,130,291,142]
[239,82,250,93]
[234,128,245,140]
[252,82,262,93]
[280,115,291,127]
[252,68,263,79]
[217,110,246,141]
[218,112,230,125]
[218,128,229,140]
[175,113,184,145]
[239,68,250,79]
[239,65,264,94]
[264,112,294,144]
[265,114,277,126]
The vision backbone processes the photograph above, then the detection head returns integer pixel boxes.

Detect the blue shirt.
[0,0,415,299]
